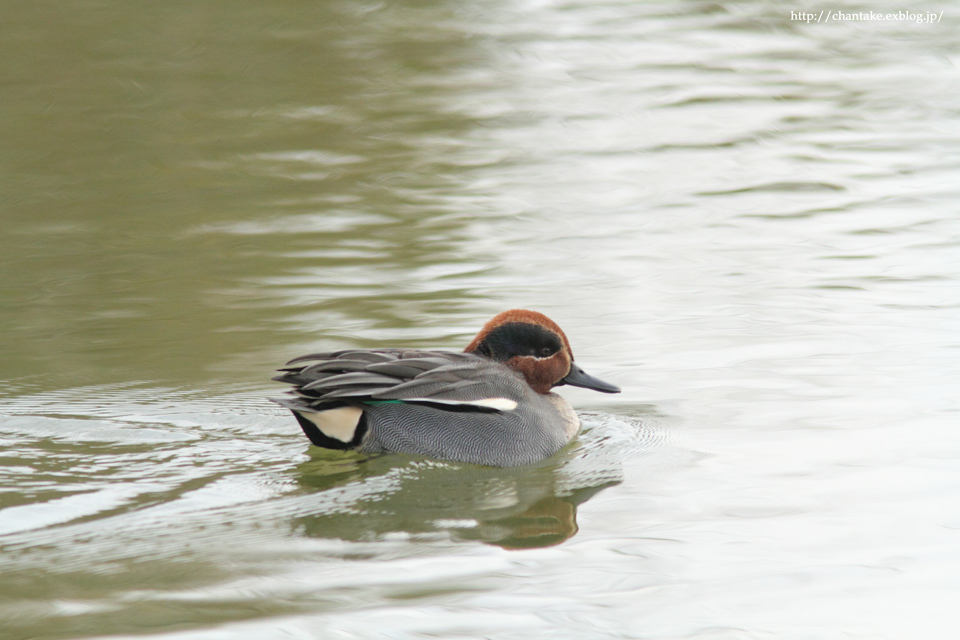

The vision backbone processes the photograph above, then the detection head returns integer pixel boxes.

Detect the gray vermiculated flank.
[359,394,570,467]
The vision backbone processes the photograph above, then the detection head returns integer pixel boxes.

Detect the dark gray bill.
[561,363,621,393]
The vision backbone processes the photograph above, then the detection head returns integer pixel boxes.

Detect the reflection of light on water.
[0,0,957,636]
[284,410,681,550]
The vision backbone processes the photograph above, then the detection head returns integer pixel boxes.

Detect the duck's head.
[465,309,621,395]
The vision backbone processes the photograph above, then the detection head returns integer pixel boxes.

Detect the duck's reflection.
[452,485,614,549]
[288,442,621,549]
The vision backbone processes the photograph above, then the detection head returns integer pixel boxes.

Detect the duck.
[271,309,620,467]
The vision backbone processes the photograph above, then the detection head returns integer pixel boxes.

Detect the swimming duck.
[271,309,620,467]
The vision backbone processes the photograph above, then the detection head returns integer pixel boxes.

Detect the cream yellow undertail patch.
[297,406,363,443]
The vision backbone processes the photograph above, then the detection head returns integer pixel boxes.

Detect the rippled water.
[2,1,959,638]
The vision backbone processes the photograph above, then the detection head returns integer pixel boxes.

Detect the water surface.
[2,1,959,638]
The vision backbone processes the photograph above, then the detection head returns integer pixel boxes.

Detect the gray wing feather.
[275,349,524,407]
[300,359,378,374]
[365,357,455,377]
[301,371,399,393]
[285,349,401,366]
[371,377,484,400]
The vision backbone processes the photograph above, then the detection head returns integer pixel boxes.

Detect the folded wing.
[272,349,523,412]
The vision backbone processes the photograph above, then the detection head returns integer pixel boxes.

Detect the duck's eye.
[539,346,553,357]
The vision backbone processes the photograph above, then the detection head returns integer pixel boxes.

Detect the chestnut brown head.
[465,310,620,395]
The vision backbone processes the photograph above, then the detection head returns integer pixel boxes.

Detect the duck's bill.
[561,364,621,394]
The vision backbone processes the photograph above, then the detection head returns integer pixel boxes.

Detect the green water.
[2,1,959,638]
